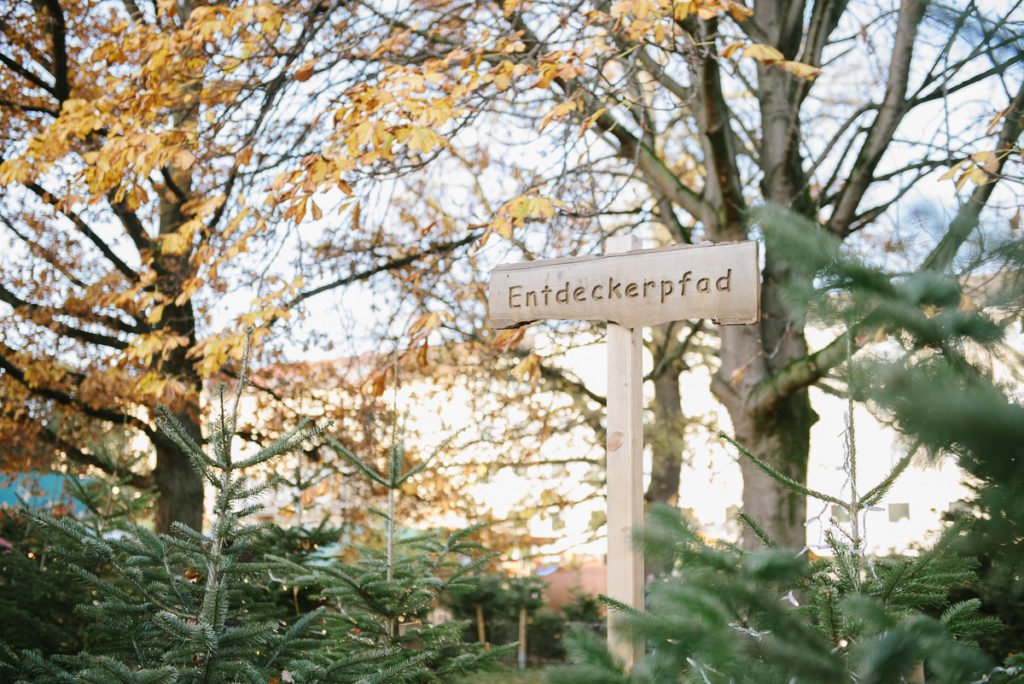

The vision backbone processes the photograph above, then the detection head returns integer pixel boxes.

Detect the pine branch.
[720,431,845,506]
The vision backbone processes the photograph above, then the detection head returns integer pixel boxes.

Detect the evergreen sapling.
[3,352,328,683]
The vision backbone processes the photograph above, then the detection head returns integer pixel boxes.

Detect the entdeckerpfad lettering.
[506,269,733,309]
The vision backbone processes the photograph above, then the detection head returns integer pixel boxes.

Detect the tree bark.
[151,213,205,533]
[152,11,204,533]
[730,391,815,550]
[154,422,204,533]
[645,323,687,507]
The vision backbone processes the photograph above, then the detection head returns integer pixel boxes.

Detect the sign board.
[489,241,759,329]
[487,238,761,670]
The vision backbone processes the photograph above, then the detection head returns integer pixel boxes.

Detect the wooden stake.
[605,235,645,669]
[518,605,527,670]
[475,603,487,648]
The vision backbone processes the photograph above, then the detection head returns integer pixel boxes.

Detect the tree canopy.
[2,0,1022,548]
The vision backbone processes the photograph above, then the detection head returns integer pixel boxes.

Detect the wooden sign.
[488,238,761,670]
[489,241,759,329]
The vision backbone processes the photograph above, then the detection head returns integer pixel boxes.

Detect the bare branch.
[0,52,55,96]
[748,80,1024,411]
[42,0,70,102]
[281,231,481,316]
[0,284,130,348]
[826,0,928,237]
[1,214,89,289]
[25,182,139,282]
[922,79,1024,272]
[0,347,157,441]
[106,194,151,253]
[0,98,59,116]
[37,426,154,489]
[509,13,713,224]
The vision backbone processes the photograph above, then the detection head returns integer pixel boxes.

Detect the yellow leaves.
[0,159,30,186]
[126,331,190,365]
[21,359,65,390]
[158,193,224,254]
[404,126,444,154]
[490,60,526,91]
[136,371,176,401]
[159,223,197,255]
[186,331,255,379]
[60,99,107,139]
[941,151,1001,191]
[721,43,822,80]
[408,311,443,338]
[609,0,749,36]
[580,107,608,136]
[147,304,166,325]
[986,106,1010,136]
[294,59,317,82]
[709,0,754,21]
[491,193,565,239]
[775,60,822,80]
[492,327,527,351]
[362,365,394,397]
[720,42,745,60]
[970,150,1000,174]
[539,99,579,132]
[672,2,694,19]
[512,352,541,383]
[171,148,196,171]
[740,43,784,61]
[611,0,652,20]
[534,60,583,91]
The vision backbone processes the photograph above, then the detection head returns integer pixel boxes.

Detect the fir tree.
[550,207,1024,682]
[1,345,510,683]
[2,348,328,683]
[0,506,91,656]
[273,431,510,682]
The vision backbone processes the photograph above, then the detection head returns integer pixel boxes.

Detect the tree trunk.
[151,26,204,533]
[706,21,821,549]
[644,323,691,508]
[715,251,817,550]
[645,367,685,507]
[150,234,205,532]
[154,415,204,533]
[730,391,815,550]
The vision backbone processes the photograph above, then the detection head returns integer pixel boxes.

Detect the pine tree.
[1,344,511,683]
[550,207,1024,683]
[273,431,511,682]
[552,493,1001,682]
[0,506,91,657]
[2,349,329,683]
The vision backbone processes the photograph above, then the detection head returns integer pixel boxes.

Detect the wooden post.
[605,235,645,669]
[517,604,528,670]
[475,603,487,649]
[487,236,759,670]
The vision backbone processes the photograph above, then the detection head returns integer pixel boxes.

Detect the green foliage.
[447,573,548,626]
[551,506,1002,683]
[562,590,603,624]
[552,207,1024,682]
[2,374,327,683]
[1,356,502,682]
[272,427,509,681]
[529,608,568,661]
[0,508,90,655]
